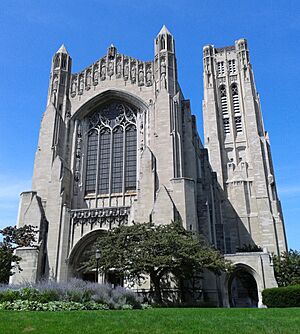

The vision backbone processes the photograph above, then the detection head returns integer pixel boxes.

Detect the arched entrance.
[228,266,259,308]
[68,229,124,287]
[68,230,105,282]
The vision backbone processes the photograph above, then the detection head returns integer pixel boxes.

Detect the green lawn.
[0,308,299,334]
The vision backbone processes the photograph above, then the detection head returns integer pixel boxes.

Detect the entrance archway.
[68,229,105,282]
[68,229,124,287]
[228,266,259,307]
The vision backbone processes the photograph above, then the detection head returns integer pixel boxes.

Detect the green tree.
[273,249,300,287]
[89,221,231,304]
[236,244,263,252]
[0,225,37,284]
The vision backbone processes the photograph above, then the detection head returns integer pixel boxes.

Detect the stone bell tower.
[202,39,287,255]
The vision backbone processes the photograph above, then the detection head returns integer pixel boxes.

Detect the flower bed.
[0,279,149,311]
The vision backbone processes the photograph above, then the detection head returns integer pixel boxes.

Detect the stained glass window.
[84,102,138,196]
[85,130,98,193]
[125,125,137,191]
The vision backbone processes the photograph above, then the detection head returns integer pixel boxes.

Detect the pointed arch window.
[84,102,138,196]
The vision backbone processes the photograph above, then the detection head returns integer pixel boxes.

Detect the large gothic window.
[84,102,138,196]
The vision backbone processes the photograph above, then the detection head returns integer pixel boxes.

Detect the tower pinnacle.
[157,25,172,36]
[56,44,68,54]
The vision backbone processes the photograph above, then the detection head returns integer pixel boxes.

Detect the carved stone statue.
[160,58,167,88]
[79,75,84,93]
[116,59,122,77]
[124,62,129,80]
[131,64,136,82]
[53,75,58,92]
[146,67,152,86]
[101,62,106,80]
[108,61,114,76]
[138,67,144,84]
[93,65,99,85]
[71,77,77,96]
[86,70,91,89]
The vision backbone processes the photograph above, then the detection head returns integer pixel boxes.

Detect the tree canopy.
[273,249,300,287]
[0,225,37,284]
[90,221,231,303]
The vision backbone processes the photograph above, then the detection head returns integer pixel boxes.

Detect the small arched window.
[160,36,165,50]
[54,54,60,68]
[61,54,67,69]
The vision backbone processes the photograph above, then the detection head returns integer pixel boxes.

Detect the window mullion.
[108,128,113,205]
[122,126,126,203]
[95,128,100,204]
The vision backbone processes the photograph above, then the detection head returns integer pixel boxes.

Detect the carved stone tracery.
[71,207,130,227]
[88,102,137,131]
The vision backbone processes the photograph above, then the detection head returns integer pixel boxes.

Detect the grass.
[0,308,299,334]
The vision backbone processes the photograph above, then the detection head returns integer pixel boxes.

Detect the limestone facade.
[11,27,286,306]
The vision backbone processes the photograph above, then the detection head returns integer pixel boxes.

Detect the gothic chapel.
[12,26,287,307]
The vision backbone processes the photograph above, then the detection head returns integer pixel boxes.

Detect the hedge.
[262,285,300,307]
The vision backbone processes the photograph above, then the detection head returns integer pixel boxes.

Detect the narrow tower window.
[220,85,230,135]
[217,61,225,76]
[231,84,243,133]
[228,60,236,74]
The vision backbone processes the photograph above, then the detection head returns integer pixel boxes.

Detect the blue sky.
[0,0,299,250]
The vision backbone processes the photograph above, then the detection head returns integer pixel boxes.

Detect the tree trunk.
[150,273,162,304]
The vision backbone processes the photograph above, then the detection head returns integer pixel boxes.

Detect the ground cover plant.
[0,279,143,310]
[0,308,299,334]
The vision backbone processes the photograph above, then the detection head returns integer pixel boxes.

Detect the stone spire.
[155,25,175,55]
[47,44,72,108]
[56,44,68,54]
[158,25,172,36]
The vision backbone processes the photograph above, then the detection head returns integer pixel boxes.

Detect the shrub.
[262,285,300,307]
[20,287,40,301]
[0,289,21,302]
[0,279,143,310]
